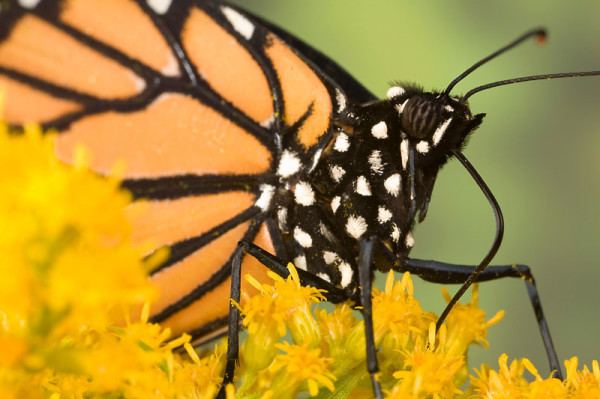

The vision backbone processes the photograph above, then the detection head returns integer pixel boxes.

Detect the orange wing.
[0,0,367,340]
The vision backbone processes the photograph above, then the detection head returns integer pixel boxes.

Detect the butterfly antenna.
[444,28,546,95]
[464,70,600,100]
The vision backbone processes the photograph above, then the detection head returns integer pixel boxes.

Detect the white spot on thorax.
[147,0,171,14]
[294,227,313,248]
[368,150,384,174]
[331,196,341,213]
[355,176,372,196]
[384,174,401,196]
[378,207,392,224]
[294,181,315,206]
[317,273,331,283]
[391,224,400,243]
[336,88,347,113]
[433,118,452,146]
[371,121,388,139]
[400,139,409,169]
[405,232,415,248]
[396,99,409,114]
[444,105,454,113]
[277,150,301,177]
[221,6,255,40]
[334,133,350,152]
[346,215,368,239]
[255,184,275,211]
[329,164,346,183]
[294,255,307,271]
[386,86,405,99]
[416,140,430,154]
[339,262,353,288]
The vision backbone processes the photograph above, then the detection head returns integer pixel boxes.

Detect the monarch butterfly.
[1,0,599,397]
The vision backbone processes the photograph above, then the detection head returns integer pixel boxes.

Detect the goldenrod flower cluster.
[0,124,217,398]
[1,122,599,398]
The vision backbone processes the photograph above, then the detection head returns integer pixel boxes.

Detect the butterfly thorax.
[272,85,484,293]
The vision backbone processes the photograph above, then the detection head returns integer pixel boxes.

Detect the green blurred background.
[230,1,600,375]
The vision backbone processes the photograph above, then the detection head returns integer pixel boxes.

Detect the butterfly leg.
[358,237,384,399]
[401,258,562,379]
[218,240,347,398]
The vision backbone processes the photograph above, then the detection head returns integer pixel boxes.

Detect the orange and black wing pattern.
[0,0,375,340]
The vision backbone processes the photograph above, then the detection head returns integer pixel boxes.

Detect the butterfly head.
[385,85,485,164]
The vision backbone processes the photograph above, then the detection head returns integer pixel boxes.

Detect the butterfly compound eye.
[401,95,443,139]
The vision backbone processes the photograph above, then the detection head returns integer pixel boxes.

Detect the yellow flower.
[391,324,464,398]
[316,302,361,371]
[441,284,504,356]
[268,264,326,347]
[564,357,600,398]
[239,263,326,372]
[178,343,225,399]
[0,124,156,338]
[267,341,336,398]
[470,354,529,398]
[343,271,435,369]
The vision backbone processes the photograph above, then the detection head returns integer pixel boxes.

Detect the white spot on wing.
[147,0,171,14]
[416,140,430,154]
[317,273,331,283]
[331,196,341,213]
[339,262,353,288]
[294,181,315,206]
[329,164,346,183]
[386,86,405,99]
[378,207,392,224]
[371,121,388,139]
[433,118,452,146]
[384,174,401,196]
[277,150,301,177]
[346,215,368,239]
[260,114,276,128]
[255,184,275,211]
[355,176,372,196]
[400,139,409,169]
[334,133,350,152]
[336,88,347,113]
[160,56,180,77]
[294,255,307,271]
[368,150,384,174]
[221,6,255,40]
[130,72,147,93]
[294,227,313,248]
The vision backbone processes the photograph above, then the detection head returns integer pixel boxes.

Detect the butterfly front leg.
[357,236,384,399]
[400,258,562,379]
